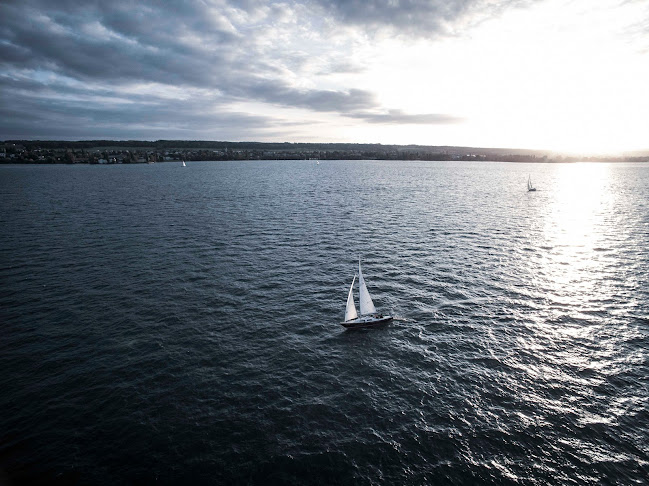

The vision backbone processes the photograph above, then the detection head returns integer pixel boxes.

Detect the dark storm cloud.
[1,1,243,86]
[0,0,377,114]
[0,0,488,138]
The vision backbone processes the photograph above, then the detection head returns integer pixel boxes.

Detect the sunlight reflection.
[516,161,633,431]
[542,163,613,290]
[548,163,610,247]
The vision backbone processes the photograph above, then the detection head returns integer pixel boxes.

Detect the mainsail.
[358,259,377,316]
[345,276,358,322]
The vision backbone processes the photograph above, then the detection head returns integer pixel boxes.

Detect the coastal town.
[2,140,648,164]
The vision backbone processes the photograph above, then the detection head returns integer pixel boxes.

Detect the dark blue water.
[1,160,648,485]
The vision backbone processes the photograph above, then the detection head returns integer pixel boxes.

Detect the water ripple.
[1,161,648,484]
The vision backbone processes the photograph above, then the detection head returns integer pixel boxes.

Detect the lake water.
[1,160,648,484]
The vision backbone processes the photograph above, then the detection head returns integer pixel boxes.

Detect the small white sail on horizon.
[182,160,187,167]
[527,175,536,191]
[358,259,377,316]
[345,276,358,322]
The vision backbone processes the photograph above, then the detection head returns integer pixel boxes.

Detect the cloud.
[1,1,246,86]
[233,80,377,112]
[0,0,478,139]
[348,109,463,124]
[623,0,649,53]
[0,73,288,140]
[320,61,366,75]
[310,0,538,37]
[1,1,384,114]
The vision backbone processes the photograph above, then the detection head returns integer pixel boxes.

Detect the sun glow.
[352,0,649,153]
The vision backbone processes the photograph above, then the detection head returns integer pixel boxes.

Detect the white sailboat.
[182,160,187,167]
[527,175,536,191]
[341,259,393,328]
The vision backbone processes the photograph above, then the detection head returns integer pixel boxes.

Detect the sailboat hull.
[340,315,393,329]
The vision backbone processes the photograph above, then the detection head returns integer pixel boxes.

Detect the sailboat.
[527,175,536,192]
[341,259,393,328]
[182,160,187,167]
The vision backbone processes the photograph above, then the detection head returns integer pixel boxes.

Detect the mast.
[344,276,358,322]
[358,258,377,316]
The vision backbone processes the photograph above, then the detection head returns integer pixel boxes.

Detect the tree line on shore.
[2,140,647,164]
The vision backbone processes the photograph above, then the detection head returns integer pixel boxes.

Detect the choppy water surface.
[1,160,648,484]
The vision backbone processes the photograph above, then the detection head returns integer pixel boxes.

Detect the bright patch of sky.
[345,0,649,153]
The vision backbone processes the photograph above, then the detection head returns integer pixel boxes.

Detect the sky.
[1,0,648,154]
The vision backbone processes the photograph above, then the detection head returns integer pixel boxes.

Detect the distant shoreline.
[2,140,648,164]
[3,159,649,165]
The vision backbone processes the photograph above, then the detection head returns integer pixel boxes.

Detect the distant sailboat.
[341,259,393,328]
[527,175,536,192]
[182,160,187,167]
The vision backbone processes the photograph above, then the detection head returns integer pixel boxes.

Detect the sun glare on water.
[541,163,614,298]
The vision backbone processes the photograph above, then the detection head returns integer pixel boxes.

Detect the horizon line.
[3,139,649,157]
